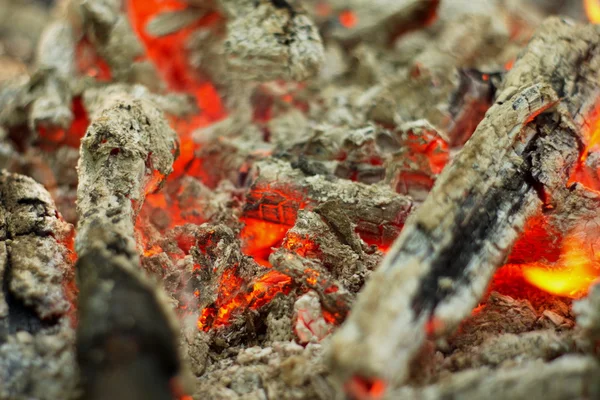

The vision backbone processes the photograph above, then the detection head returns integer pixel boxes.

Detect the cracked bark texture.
[328,17,600,389]
[0,171,77,400]
[75,90,184,400]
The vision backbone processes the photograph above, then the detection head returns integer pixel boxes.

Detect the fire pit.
[1,0,600,399]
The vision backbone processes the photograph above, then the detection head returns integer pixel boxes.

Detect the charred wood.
[329,17,600,389]
[75,90,183,400]
[0,171,76,400]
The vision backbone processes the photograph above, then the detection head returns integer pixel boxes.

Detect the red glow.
[197,269,292,331]
[240,218,291,265]
[37,97,89,150]
[403,131,449,174]
[283,233,319,258]
[127,0,225,120]
[496,213,600,299]
[521,232,600,298]
[339,10,358,28]
[344,376,386,400]
[504,59,515,71]
[75,38,112,81]
[568,103,600,191]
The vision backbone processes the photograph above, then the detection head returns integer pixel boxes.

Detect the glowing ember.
[75,38,112,81]
[37,97,90,150]
[240,218,291,265]
[197,269,292,331]
[568,103,600,191]
[585,0,600,23]
[578,103,600,163]
[521,232,600,298]
[283,233,320,258]
[339,10,358,28]
[344,376,386,400]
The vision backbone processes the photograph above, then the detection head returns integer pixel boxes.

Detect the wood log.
[75,89,182,400]
[328,17,600,389]
[0,171,77,399]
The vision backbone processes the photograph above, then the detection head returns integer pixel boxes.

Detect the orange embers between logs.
[569,103,600,191]
[197,268,292,331]
[128,0,226,181]
[494,209,600,299]
[37,97,89,150]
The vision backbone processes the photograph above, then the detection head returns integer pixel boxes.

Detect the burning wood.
[75,88,183,399]
[329,17,600,390]
[3,0,600,399]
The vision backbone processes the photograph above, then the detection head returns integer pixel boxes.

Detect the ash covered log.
[329,17,600,390]
[388,355,600,400]
[75,90,183,400]
[0,171,77,399]
[0,15,75,141]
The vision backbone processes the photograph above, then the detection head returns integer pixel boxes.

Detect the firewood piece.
[328,18,600,389]
[0,171,76,399]
[80,0,160,87]
[75,90,181,399]
[387,355,600,400]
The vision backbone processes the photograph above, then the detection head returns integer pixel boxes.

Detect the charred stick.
[328,17,600,389]
[0,171,76,399]
[75,91,180,400]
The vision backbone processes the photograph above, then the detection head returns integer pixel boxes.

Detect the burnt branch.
[75,90,182,400]
[328,17,600,389]
[0,171,76,399]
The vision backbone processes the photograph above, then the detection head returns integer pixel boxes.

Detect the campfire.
[1,0,600,399]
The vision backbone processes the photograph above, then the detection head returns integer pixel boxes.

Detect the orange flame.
[522,229,600,298]
[197,270,292,331]
[579,103,600,163]
[585,0,600,23]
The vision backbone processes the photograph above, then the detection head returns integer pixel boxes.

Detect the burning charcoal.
[388,121,450,202]
[75,90,185,399]
[389,14,509,134]
[329,18,600,391]
[244,159,412,249]
[0,171,77,399]
[278,208,381,292]
[79,0,158,86]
